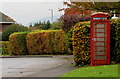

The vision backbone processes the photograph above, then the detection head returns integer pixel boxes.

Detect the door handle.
[92,38,96,41]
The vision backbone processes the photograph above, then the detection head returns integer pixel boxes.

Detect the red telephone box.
[90,12,110,66]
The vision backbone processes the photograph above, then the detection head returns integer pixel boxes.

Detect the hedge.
[0,41,1,55]
[26,30,71,55]
[0,41,11,55]
[110,18,120,63]
[72,21,90,66]
[72,19,120,66]
[9,32,28,55]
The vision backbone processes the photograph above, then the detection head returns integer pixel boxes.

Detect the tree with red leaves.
[59,2,92,31]
[60,1,120,30]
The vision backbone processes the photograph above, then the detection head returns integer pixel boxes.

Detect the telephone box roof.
[91,12,109,16]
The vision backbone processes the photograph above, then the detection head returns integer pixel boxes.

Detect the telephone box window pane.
[95,51,106,55]
[95,33,105,37]
[95,42,105,46]
[94,56,106,60]
[96,38,105,41]
[95,24,105,28]
[95,47,105,50]
[95,29,106,32]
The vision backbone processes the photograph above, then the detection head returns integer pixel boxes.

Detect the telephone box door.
[90,15,110,66]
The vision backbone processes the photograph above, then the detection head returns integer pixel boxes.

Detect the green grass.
[1,54,11,56]
[61,64,119,77]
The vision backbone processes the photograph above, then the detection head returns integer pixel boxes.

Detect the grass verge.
[61,64,119,77]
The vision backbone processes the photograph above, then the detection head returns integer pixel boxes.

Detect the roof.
[91,12,109,16]
[0,12,15,23]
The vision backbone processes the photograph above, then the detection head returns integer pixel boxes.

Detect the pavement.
[0,55,77,77]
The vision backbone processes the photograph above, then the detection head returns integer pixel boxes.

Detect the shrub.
[72,21,90,66]
[9,32,29,55]
[2,24,30,41]
[26,30,71,55]
[50,21,62,30]
[110,18,120,63]
[0,41,11,55]
[72,19,120,66]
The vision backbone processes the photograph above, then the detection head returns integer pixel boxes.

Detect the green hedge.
[0,41,2,55]
[26,30,71,55]
[0,41,11,55]
[72,19,120,66]
[110,18,120,63]
[9,32,28,55]
[72,22,90,66]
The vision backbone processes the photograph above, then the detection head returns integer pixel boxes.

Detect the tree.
[59,2,91,31]
[29,23,33,27]
[93,2,120,14]
[29,21,51,30]
[69,2,120,14]
[2,24,30,41]
[59,1,120,30]
[41,21,51,30]
[50,20,62,30]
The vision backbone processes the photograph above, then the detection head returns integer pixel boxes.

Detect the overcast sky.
[0,0,68,26]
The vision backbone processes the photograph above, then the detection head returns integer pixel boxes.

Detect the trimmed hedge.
[72,19,120,66]
[0,41,2,55]
[26,30,71,55]
[0,41,11,55]
[110,18,120,63]
[9,32,28,55]
[72,22,90,66]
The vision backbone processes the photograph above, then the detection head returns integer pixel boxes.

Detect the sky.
[0,0,69,26]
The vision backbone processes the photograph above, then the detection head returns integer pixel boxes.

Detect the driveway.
[1,55,76,77]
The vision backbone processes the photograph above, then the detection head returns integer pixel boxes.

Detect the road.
[0,56,76,77]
